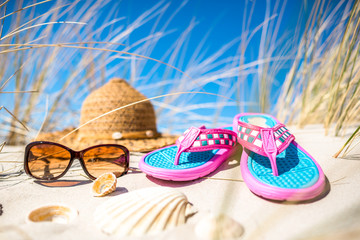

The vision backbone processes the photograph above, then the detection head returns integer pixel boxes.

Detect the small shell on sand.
[195,213,244,240]
[94,187,197,237]
[27,205,78,224]
[92,172,117,197]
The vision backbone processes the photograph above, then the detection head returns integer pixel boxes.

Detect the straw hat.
[36,78,177,152]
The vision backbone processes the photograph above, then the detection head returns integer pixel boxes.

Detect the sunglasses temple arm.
[128,167,143,173]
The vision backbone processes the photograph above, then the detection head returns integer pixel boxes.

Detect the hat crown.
[78,78,157,139]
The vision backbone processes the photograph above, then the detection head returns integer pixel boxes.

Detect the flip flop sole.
[139,145,233,181]
[241,142,326,201]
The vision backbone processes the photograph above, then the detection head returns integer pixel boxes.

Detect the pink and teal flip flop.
[233,113,326,201]
[139,126,237,181]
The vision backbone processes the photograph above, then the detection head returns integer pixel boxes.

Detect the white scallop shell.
[27,205,78,224]
[92,172,117,197]
[94,187,197,236]
[195,213,244,240]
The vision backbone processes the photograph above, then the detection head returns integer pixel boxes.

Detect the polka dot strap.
[174,126,237,165]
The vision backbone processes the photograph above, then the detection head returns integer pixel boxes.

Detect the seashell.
[94,187,197,237]
[92,172,117,197]
[27,205,78,224]
[195,213,244,240]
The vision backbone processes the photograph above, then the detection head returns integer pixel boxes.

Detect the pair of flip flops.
[139,113,326,201]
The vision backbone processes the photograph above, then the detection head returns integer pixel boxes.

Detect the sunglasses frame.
[24,141,130,180]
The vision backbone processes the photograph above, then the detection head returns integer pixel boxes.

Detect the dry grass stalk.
[334,125,360,158]
[277,0,360,135]
[0,141,5,152]
[0,106,29,132]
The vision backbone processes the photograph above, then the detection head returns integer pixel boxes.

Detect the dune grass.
[278,1,360,131]
[0,0,359,157]
[0,0,194,143]
[276,0,360,156]
[0,0,251,144]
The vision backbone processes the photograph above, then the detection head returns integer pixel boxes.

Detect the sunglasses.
[24,141,129,180]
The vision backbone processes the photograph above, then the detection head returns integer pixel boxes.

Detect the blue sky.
[1,0,345,133]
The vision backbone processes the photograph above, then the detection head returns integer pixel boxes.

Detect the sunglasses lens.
[83,146,128,178]
[27,144,71,179]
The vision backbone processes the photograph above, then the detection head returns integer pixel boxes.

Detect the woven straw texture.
[79,78,158,140]
[36,78,177,152]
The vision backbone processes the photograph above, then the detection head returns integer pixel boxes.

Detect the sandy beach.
[1,1,359,239]
[1,125,360,240]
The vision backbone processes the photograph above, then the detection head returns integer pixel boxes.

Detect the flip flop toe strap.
[174,126,237,165]
[237,121,295,176]
[261,129,279,176]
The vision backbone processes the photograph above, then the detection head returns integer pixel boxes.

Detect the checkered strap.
[174,126,237,165]
[236,121,295,176]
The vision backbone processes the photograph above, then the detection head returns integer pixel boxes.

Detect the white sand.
[0,126,359,240]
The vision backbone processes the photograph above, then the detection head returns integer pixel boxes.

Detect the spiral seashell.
[92,172,117,197]
[195,213,244,240]
[94,187,197,236]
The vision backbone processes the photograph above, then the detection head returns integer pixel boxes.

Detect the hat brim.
[35,128,178,152]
